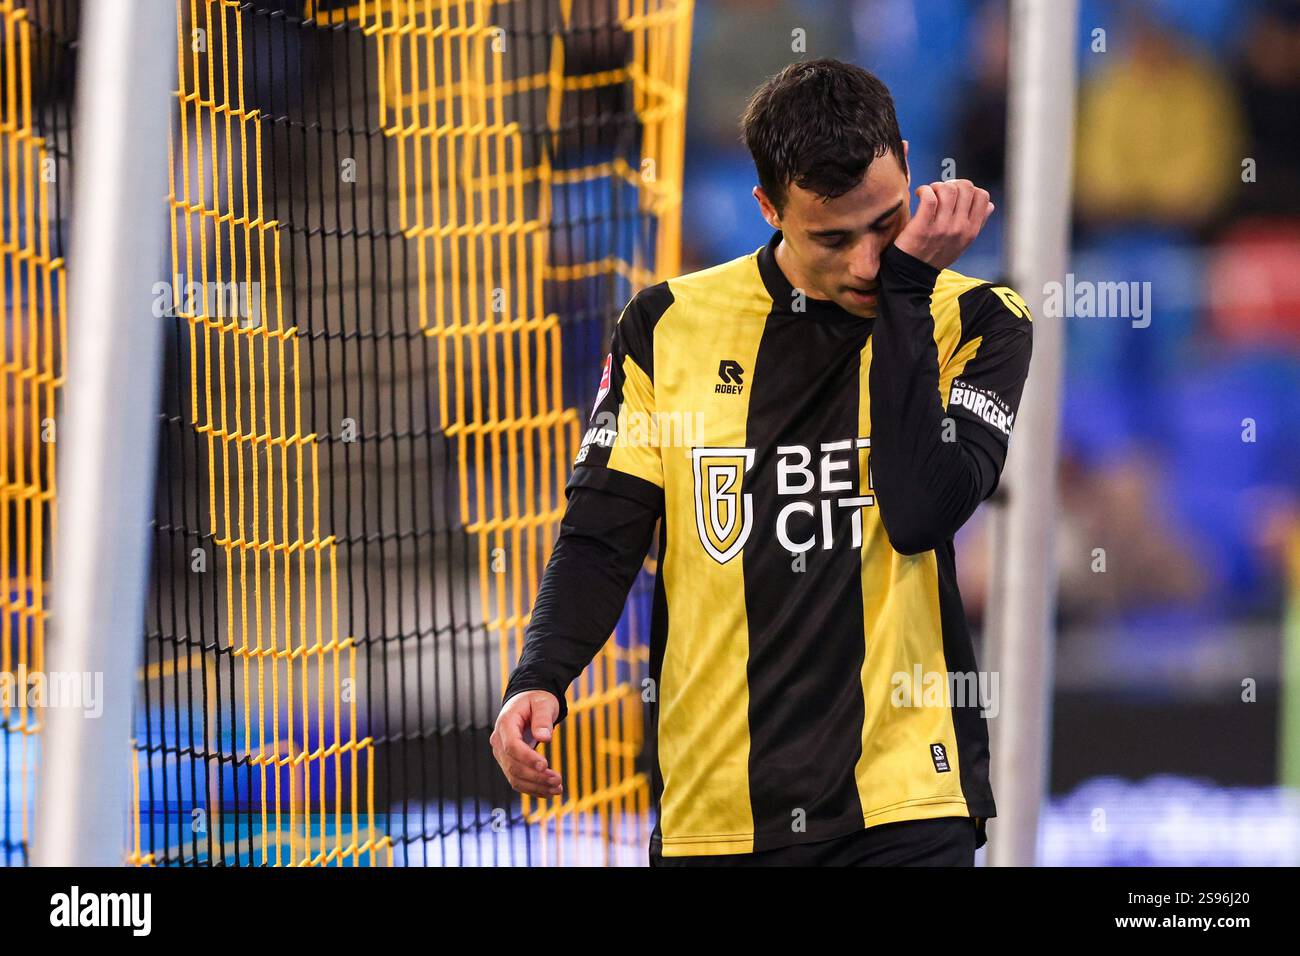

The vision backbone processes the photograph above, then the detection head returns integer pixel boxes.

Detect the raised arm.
[869,180,1033,555]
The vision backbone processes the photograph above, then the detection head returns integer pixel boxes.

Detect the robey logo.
[692,439,875,564]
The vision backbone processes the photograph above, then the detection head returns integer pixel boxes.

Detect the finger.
[913,183,938,225]
[926,182,949,223]
[502,751,562,791]
[502,729,549,772]
[521,782,564,800]
[530,697,558,744]
[965,184,987,221]
[497,728,558,779]
[950,180,976,229]
[495,707,551,771]
[510,772,562,799]
[503,752,560,786]
[932,180,962,230]
[510,769,563,799]
[506,766,561,797]
[495,746,550,796]
[960,182,982,223]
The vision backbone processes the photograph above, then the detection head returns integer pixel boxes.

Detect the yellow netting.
[125,0,690,866]
[0,0,688,869]
[0,0,67,868]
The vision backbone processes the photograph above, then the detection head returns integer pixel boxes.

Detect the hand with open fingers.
[491,689,564,798]
[893,179,994,272]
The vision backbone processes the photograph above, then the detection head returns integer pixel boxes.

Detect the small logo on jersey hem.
[716,358,744,395]
[930,743,951,773]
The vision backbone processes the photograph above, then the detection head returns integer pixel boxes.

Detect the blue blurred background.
[681,0,1300,864]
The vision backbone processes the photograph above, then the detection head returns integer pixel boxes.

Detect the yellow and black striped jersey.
[507,229,1033,857]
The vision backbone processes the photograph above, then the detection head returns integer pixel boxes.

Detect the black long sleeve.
[503,283,668,724]
[501,485,659,724]
[869,243,1033,555]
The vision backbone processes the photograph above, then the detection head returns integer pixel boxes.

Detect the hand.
[893,179,994,271]
[491,690,564,798]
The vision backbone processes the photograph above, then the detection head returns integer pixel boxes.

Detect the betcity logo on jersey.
[693,440,874,563]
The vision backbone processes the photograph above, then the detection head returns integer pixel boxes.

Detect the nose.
[848,237,881,286]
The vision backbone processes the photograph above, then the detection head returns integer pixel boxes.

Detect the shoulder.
[612,281,673,373]
[933,268,1033,343]
[622,251,758,318]
[664,248,772,318]
[666,249,765,294]
[618,279,674,337]
[617,249,770,363]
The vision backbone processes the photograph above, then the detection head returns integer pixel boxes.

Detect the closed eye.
[815,206,901,248]
[871,209,901,232]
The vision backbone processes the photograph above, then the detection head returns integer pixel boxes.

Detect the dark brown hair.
[740,59,906,212]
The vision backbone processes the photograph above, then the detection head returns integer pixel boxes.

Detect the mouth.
[845,287,878,305]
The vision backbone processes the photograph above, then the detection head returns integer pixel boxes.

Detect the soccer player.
[491,58,1033,866]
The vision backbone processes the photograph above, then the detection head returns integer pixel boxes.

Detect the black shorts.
[649,816,984,867]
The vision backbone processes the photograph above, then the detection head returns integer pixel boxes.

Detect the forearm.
[502,486,659,723]
[869,244,997,554]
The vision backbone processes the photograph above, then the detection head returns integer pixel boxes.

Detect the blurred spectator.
[1074,9,1246,232]
[956,451,1212,628]
[951,0,1009,194]
[688,0,850,153]
[1235,0,1300,216]
[1055,452,1210,623]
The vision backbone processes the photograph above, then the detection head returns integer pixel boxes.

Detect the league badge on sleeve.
[591,352,612,420]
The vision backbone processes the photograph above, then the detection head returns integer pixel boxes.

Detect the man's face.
[756,145,911,317]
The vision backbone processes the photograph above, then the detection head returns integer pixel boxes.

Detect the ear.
[753,185,780,229]
[902,139,911,185]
